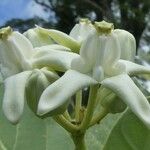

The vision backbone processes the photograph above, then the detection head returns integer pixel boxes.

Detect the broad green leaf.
[103,110,150,150]
[86,113,122,150]
[45,119,73,149]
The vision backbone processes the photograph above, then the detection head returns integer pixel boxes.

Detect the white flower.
[0,27,77,123]
[37,21,150,128]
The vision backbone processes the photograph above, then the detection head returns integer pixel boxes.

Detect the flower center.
[0,26,12,40]
[94,20,114,35]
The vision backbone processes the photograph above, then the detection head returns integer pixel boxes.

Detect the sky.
[0,0,51,26]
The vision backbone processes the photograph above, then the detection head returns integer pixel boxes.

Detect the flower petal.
[0,31,33,79]
[101,33,125,76]
[26,69,51,115]
[40,67,59,82]
[24,28,54,47]
[35,44,71,52]
[69,22,94,42]
[26,69,65,117]
[2,71,32,124]
[71,32,99,73]
[102,74,150,128]
[119,60,150,76]
[37,26,80,52]
[32,48,79,71]
[9,32,33,60]
[37,70,97,116]
[114,29,136,61]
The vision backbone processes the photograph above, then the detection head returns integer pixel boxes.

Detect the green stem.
[75,90,82,123]
[79,85,99,131]
[89,107,108,127]
[53,115,78,134]
[63,110,72,121]
[71,132,86,150]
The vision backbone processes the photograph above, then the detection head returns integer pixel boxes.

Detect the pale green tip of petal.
[0,26,12,40]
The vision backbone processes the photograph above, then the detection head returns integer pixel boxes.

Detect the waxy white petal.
[114,29,136,61]
[24,28,54,47]
[2,71,32,124]
[10,32,33,59]
[35,44,71,52]
[40,67,59,82]
[69,22,95,42]
[102,74,150,128]
[32,48,79,71]
[37,70,97,115]
[71,32,99,73]
[119,60,150,76]
[101,33,126,76]
[0,32,33,78]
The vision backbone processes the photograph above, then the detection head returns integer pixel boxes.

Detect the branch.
[34,0,51,9]
[83,0,103,13]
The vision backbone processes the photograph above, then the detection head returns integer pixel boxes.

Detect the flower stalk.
[71,132,86,150]
[89,107,108,127]
[79,85,99,131]
[75,90,82,123]
[53,115,78,134]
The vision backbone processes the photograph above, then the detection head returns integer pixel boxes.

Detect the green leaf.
[86,113,122,150]
[103,110,150,150]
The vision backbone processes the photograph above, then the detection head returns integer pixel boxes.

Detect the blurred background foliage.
[0,0,150,81]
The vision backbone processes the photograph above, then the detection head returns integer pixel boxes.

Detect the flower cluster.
[0,20,150,129]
